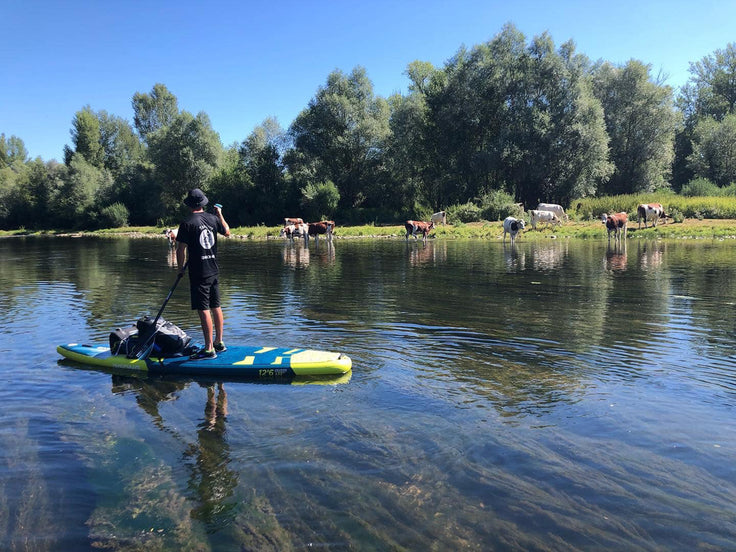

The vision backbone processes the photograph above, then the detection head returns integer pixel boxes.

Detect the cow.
[529,209,561,230]
[502,216,525,245]
[601,212,628,242]
[280,224,296,240]
[163,228,177,246]
[536,203,567,222]
[284,217,304,226]
[430,211,447,226]
[306,221,334,245]
[405,220,434,243]
[637,203,665,228]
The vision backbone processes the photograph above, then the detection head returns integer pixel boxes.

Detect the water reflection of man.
[187,382,238,530]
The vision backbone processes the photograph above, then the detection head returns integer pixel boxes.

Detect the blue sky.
[2,0,734,162]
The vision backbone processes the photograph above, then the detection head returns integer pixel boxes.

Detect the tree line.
[1,24,735,230]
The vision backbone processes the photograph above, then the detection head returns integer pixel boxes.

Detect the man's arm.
[214,205,230,237]
[176,241,188,274]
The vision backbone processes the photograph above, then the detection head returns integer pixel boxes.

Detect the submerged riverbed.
[1,235,735,550]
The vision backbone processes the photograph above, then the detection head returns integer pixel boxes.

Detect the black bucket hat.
[184,188,208,208]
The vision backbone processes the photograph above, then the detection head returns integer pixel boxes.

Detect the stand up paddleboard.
[57,343,352,378]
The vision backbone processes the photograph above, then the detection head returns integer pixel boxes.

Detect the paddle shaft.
[133,261,188,358]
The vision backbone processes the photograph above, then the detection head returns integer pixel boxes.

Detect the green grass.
[4,211,736,241]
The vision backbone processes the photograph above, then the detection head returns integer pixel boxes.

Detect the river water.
[1,235,734,551]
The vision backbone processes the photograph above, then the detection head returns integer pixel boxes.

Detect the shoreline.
[3,218,736,241]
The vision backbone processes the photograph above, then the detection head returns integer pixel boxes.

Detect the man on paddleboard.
[176,188,230,359]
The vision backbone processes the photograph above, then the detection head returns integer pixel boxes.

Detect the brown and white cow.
[430,210,447,226]
[163,228,177,246]
[284,217,304,226]
[405,220,434,243]
[601,212,628,242]
[637,203,666,228]
[502,216,525,245]
[306,221,334,245]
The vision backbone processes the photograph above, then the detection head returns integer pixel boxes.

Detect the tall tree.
[0,134,29,168]
[147,111,222,217]
[63,106,105,168]
[97,110,143,178]
[675,43,736,189]
[687,113,736,186]
[132,83,179,142]
[592,60,676,194]
[288,67,391,211]
[240,118,295,225]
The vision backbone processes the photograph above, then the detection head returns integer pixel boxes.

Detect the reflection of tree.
[185,383,240,530]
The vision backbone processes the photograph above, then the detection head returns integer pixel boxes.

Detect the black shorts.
[190,275,220,311]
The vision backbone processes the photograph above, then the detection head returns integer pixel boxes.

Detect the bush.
[448,202,482,223]
[681,178,720,197]
[479,190,522,221]
[300,180,339,221]
[98,203,129,228]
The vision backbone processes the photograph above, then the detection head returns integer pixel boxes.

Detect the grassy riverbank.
[3,218,736,240]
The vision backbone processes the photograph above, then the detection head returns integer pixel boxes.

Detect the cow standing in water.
[306,221,334,245]
[405,220,434,243]
[502,216,525,245]
[601,212,628,242]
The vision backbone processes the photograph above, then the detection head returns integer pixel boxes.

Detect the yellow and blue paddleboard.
[57,343,352,378]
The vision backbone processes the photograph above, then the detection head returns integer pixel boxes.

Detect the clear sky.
[2,0,734,162]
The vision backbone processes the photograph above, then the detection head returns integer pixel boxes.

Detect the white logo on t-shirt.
[199,228,215,250]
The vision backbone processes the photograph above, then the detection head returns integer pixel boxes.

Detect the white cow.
[502,216,525,245]
[529,209,561,230]
[430,211,447,226]
[536,203,567,222]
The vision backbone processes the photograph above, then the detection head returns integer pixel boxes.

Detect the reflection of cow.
[502,216,525,245]
[405,220,434,243]
[605,242,628,272]
[637,203,665,228]
[430,211,447,226]
[306,221,334,245]
[529,210,561,229]
[536,203,567,222]
[601,212,628,242]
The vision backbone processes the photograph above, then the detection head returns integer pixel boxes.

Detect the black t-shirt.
[177,212,226,279]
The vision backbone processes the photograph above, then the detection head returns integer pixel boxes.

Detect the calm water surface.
[1,235,735,551]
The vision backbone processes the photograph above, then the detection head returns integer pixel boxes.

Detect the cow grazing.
[637,203,665,228]
[405,220,435,243]
[502,216,525,245]
[306,221,334,245]
[529,209,561,230]
[284,217,304,226]
[430,211,447,226]
[536,203,567,222]
[601,212,628,242]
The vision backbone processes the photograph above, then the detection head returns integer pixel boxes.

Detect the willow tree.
[409,24,611,208]
[147,111,223,217]
[592,60,676,194]
[288,66,391,212]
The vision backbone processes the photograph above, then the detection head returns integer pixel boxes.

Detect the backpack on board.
[109,316,192,357]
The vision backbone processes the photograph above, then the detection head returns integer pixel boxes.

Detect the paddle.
[129,261,188,359]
